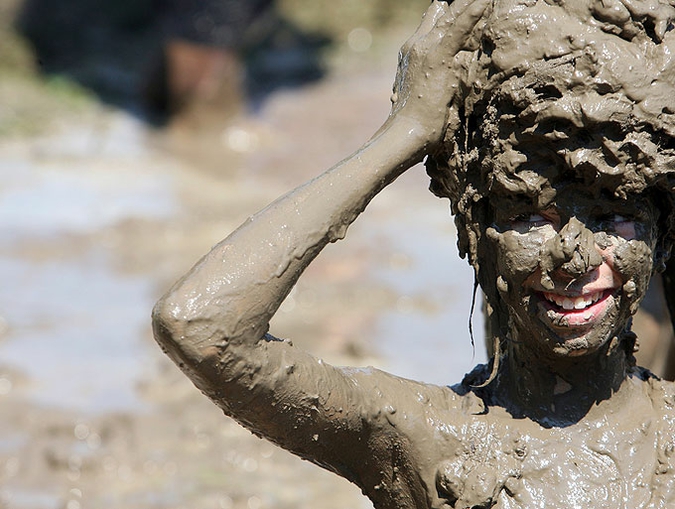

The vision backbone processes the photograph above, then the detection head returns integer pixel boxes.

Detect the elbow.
[151,284,240,369]
[152,291,233,396]
[151,293,186,355]
[151,290,207,368]
[151,276,270,372]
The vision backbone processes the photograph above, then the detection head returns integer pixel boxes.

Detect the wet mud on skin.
[0,41,484,508]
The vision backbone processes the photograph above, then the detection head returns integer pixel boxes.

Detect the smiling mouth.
[537,289,615,328]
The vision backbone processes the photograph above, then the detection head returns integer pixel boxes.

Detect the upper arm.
[168,331,434,493]
[155,294,469,505]
[196,334,391,480]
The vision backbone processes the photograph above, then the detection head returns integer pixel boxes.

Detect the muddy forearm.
[152,118,430,377]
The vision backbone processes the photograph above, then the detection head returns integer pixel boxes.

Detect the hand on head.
[387,0,490,147]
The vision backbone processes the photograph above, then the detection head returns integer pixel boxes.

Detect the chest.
[423,416,675,509]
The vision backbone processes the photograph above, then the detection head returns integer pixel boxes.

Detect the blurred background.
[0,0,671,508]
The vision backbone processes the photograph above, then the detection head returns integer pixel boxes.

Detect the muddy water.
[0,52,483,508]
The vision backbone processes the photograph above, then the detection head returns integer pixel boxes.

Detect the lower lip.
[537,290,615,328]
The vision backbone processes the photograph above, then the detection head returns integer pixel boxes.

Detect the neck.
[494,330,633,426]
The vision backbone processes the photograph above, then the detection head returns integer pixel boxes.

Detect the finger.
[435,0,491,54]
[401,0,449,55]
[429,0,482,38]
[441,0,490,30]
[444,0,479,23]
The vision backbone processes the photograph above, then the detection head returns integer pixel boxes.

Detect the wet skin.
[486,183,659,361]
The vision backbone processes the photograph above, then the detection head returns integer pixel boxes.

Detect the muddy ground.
[0,22,494,509]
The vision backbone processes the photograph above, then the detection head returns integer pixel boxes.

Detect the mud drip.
[615,239,655,308]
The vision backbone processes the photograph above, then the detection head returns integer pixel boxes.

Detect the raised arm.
[152,0,487,497]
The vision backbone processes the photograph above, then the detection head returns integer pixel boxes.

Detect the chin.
[518,308,616,360]
[549,336,596,357]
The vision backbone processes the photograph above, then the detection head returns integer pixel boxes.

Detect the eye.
[510,213,550,227]
[598,213,633,225]
[595,212,637,239]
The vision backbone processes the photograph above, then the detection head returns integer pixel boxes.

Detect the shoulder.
[447,362,495,415]
[637,367,675,418]
[333,364,485,429]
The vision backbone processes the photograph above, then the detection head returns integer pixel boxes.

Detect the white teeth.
[574,297,591,310]
[544,291,603,311]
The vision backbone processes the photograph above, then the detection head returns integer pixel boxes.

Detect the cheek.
[611,239,654,280]
[486,228,546,286]
[610,239,655,312]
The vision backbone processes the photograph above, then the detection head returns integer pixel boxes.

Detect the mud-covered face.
[484,183,659,359]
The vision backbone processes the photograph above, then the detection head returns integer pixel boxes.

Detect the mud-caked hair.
[426,0,675,340]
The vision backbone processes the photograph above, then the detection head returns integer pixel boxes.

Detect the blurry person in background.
[143,0,276,122]
[15,0,328,124]
[143,0,330,125]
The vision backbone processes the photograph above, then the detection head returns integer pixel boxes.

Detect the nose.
[543,217,603,278]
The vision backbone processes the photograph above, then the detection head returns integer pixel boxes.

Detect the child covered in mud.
[152,0,675,507]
